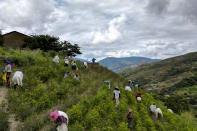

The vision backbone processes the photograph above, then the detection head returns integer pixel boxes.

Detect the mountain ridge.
[120,51,197,120]
[99,56,161,72]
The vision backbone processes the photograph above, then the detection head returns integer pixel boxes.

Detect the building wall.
[3,31,29,49]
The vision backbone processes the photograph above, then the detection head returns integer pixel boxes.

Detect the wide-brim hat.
[50,110,58,121]
[129,108,132,112]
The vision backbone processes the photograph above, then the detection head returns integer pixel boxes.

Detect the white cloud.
[92,14,126,44]
[0,0,197,60]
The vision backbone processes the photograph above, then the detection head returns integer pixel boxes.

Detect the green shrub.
[0,109,9,131]
[85,108,101,128]
[117,122,129,131]
[69,121,85,131]
[68,105,83,124]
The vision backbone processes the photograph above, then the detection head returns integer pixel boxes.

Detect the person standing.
[126,108,133,131]
[3,62,12,87]
[71,61,77,70]
[92,58,96,63]
[64,57,69,67]
[113,87,120,107]
[53,55,60,64]
[84,62,88,69]
[104,80,111,89]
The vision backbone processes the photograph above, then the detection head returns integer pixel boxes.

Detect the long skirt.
[72,65,76,70]
[6,72,11,87]
[115,98,120,107]
[57,123,68,131]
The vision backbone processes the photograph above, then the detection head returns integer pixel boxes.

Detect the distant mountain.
[98,56,160,72]
[119,51,197,113]
[73,57,90,62]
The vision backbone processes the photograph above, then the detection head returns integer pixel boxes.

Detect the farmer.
[92,58,96,63]
[104,80,111,89]
[135,83,139,88]
[12,71,23,88]
[128,80,135,88]
[84,62,88,69]
[71,61,77,70]
[50,110,69,131]
[125,85,131,91]
[131,81,135,88]
[126,108,133,131]
[53,55,60,64]
[64,71,70,78]
[64,57,69,67]
[3,62,12,87]
[136,93,142,101]
[74,72,80,80]
[150,102,163,119]
[113,87,120,107]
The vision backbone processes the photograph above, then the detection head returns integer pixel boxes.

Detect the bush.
[0,109,9,130]
[85,108,101,128]
[68,105,83,124]
[69,121,85,131]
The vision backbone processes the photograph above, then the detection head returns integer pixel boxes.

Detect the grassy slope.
[119,51,197,124]
[120,51,197,86]
[0,47,196,131]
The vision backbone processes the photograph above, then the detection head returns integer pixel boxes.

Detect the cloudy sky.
[0,0,197,60]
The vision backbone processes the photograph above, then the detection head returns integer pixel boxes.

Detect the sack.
[2,73,7,83]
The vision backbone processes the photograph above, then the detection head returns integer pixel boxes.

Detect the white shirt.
[113,90,120,99]
[125,86,131,91]
[12,71,23,86]
[84,62,87,66]
[53,56,59,63]
[58,111,68,124]
[64,59,69,64]
[4,64,11,72]
[150,104,157,112]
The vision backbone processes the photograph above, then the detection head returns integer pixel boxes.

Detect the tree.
[23,35,82,57]
[23,35,61,52]
[0,30,3,46]
[61,41,82,57]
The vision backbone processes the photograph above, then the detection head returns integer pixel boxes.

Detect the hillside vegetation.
[120,51,197,118]
[0,47,196,131]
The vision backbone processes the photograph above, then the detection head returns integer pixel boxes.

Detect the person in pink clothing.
[50,110,69,131]
[136,93,142,101]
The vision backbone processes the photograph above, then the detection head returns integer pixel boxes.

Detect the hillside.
[120,51,197,117]
[99,57,160,72]
[0,47,196,131]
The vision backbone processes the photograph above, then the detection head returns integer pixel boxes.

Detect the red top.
[136,93,141,98]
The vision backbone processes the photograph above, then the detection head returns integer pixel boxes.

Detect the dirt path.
[0,87,8,105]
[0,87,19,131]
